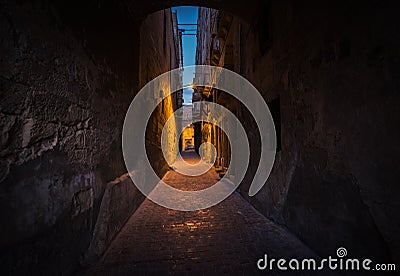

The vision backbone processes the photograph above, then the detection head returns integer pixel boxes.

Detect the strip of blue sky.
[172,6,198,105]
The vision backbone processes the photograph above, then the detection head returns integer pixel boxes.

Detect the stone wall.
[201,0,400,264]
[0,1,180,274]
[84,172,145,263]
[140,9,182,176]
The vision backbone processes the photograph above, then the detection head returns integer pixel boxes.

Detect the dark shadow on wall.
[0,0,140,274]
[0,0,399,275]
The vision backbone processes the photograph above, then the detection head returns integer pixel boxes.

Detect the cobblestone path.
[84,151,319,275]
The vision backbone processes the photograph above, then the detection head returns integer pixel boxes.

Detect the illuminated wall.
[139,9,183,174]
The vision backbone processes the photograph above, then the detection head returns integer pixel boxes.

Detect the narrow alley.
[1,1,399,275]
[84,151,317,275]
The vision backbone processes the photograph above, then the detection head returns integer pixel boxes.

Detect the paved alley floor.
[84,151,320,275]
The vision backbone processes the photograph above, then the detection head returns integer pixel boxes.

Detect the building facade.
[193,8,238,173]
[140,8,184,173]
[181,105,194,151]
